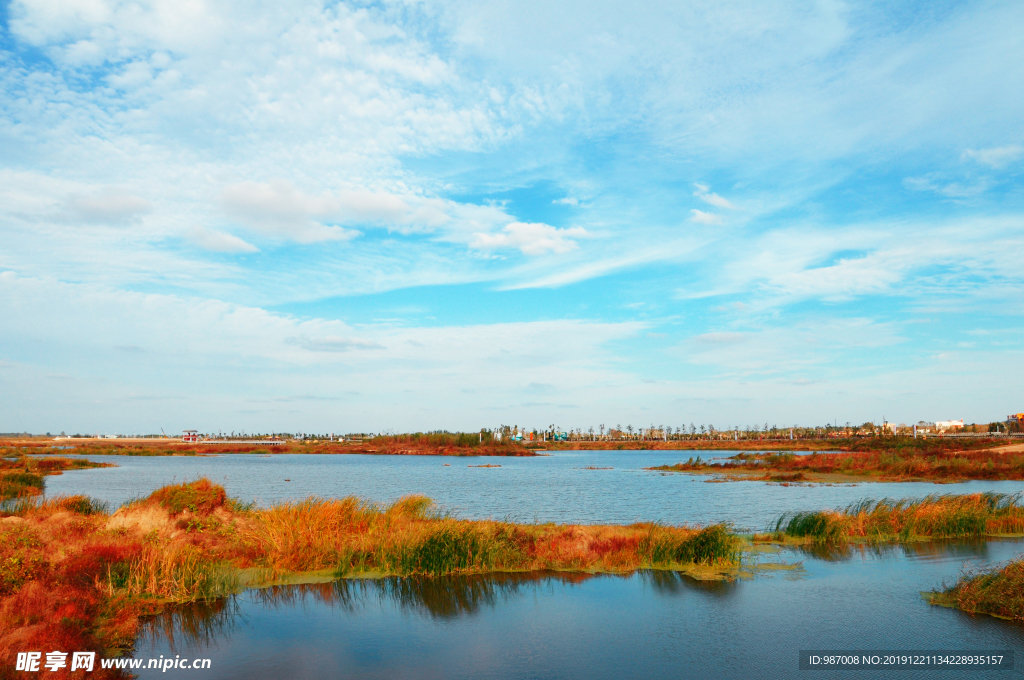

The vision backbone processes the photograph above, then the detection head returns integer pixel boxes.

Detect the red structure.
[182,430,200,443]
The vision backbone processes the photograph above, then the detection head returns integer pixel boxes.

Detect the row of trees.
[492,423,853,442]
[489,420,1019,442]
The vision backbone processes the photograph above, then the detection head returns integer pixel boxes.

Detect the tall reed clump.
[245,494,740,577]
[246,495,528,577]
[246,496,380,573]
[774,493,1024,544]
[640,524,739,567]
[149,478,227,515]
[935,559,1024,621]
[369,522,524,576]
[0,471,45,502]
[111,544,237,602]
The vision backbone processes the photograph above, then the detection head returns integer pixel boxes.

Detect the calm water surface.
[47,451,1024,531]
[135,540,1024,680]
[43,452,1024,677]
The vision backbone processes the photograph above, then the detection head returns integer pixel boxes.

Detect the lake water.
[46,450,1024,532]
[133,540,1024,679]
[43,452,1024,677]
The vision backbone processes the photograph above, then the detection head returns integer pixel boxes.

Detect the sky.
[1,0,1022,435]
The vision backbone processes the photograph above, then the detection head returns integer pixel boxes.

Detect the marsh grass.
[0,471,44,502]
[773,493,1024,544]
[150,478,227,515]
[932,559,1024,621]
[112,545,238,602]
[655,446,1024,481]
[244,493,737,578]
[0,479,740,664]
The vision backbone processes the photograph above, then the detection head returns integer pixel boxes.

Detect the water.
[134,540,1024,680]
[43,452,1024,677]
[46,451,1024,532]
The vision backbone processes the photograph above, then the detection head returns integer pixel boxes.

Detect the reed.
[773,493,1024,544]
[0,479,741,663]
[149,477,227,515]
[933,559,1024,621]
[0,471,44,502]
[641,524,739,566]
[112,545,237,602]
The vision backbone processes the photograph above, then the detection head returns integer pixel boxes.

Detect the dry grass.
[0,479,738,668]
[932,559,1024,620]
[649,446,1024,482]
[770,493,1024,544]
[243,494,737,577]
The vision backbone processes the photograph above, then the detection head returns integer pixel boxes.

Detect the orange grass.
[650,447,1024,481]
[0,479,738,669]
[932,559,1024,621]
[770,493,1024,544]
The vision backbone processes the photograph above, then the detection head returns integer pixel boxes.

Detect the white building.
[934,419,964,431]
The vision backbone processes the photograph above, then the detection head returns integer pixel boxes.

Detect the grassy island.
[928,559,1024,621]
[759,493,1024,545]
[647,442,1024,482]
[0,455,114,502]
[0,479,738,666]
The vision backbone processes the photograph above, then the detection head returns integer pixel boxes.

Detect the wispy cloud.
[689,209,722,225]
[188,227,259,254]
[693,183,736,210]
[2,0,1023,428]
[961,145,1024,169]
[470,222,588,256]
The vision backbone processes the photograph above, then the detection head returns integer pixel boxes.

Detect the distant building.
[182,430,200,443]
[1008,413,1024,425]
[934,419,964,432]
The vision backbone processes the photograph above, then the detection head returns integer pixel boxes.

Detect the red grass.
[651,449,1024,481]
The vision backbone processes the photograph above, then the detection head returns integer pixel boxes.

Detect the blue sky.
[1,0,1022,434]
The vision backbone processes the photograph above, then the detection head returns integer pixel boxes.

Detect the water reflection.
[640,569,738,599]
[792,539,993,563]
[143,570,735,651]
[140,597,243,654]
[134,540,1024,680]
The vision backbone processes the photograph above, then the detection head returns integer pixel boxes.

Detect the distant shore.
[2,435,1013,458]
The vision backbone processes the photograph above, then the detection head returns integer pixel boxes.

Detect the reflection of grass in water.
[790,537,993,563]
[640,569,737,599]
[143,568,749,651]
[4,479,739,660]
[254,571,603,619]
[139,596,243,654]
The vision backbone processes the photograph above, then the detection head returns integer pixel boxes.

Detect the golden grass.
[769,493,1024,544]
[649,446,1024,482]
[930,559,1024,620]
[0,479,738,667]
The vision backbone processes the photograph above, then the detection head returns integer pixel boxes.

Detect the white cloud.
[961,145,1024,169]
[64,191,151,226]
[219,181,362,244]
[187,227,258,254]
[689,209,722,224]
[470,222,588,255]
[904,175,989,198]
[553,197,579,206]
[289,336,385,352]
[693,183,736,210]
